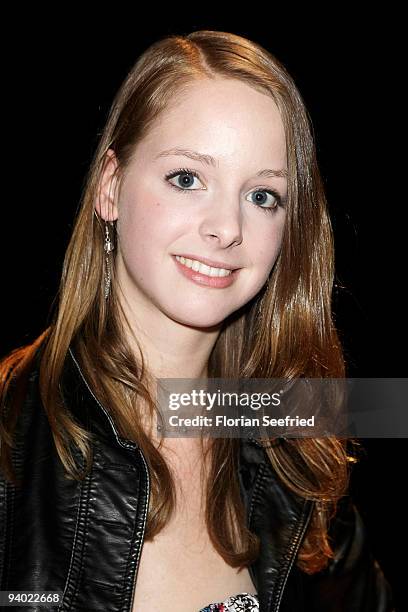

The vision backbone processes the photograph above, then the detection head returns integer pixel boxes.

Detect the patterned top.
[199,592,259,611]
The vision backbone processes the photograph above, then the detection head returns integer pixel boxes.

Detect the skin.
[96,77,288,381]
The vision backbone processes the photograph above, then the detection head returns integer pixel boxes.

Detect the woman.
[0,30,393,611]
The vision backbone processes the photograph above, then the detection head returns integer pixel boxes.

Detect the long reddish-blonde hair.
[0,30,359,575]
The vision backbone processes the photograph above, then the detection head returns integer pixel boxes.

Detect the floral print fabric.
[199,592,259,611]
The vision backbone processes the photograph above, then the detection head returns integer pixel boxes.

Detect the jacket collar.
[59,345,137,450]
[60,344,270,458]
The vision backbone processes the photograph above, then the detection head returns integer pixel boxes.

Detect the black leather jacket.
[0,345,394,611]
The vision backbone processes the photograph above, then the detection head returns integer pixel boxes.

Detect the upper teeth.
[175,255,232,277]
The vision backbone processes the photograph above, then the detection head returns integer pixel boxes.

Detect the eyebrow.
[154,147,288,179]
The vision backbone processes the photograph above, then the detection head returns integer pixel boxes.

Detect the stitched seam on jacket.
[123,448,151,611]
[58,464,93,611]
[248,462,267,529]
[269,498,314,612]
[247,463,268,602]
[58,479,83,611]
[70,458,93,608]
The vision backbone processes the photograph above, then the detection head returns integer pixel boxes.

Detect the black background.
[2,10,405,610]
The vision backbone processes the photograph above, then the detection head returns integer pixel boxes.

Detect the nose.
[199,195,243,248]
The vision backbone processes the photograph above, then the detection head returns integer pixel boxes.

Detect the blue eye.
[164,167,284,213]
[164,168,203,192]
[248,189,281,212]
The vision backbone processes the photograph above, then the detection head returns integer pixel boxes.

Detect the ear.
[95,148,120,221]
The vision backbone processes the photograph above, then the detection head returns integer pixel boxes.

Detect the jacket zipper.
[128,446,150,611]
[270,499,314,612]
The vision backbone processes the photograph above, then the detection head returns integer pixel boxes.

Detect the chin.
[167,309,227,330]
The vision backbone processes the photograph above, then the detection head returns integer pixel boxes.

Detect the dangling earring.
[104,221,114,299]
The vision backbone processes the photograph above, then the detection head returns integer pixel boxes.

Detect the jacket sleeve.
[302,495,395,611]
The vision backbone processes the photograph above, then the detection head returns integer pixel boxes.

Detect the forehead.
[134,78,287,169]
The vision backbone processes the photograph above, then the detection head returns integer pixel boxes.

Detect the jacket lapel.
[239,437,314,611]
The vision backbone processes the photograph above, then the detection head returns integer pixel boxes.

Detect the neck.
[118,292,221,380]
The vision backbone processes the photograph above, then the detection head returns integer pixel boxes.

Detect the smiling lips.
[172,255,241,288]
[175,255,232,277]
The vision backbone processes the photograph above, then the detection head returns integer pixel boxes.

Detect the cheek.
[117,201,153,270]
[117,197,180,272]
[250,218,285,268]
[119,192,161,239]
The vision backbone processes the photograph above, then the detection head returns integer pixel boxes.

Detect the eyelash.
[164,167,284,213]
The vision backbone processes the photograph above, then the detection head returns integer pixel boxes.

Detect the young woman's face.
[99,77,288,328]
